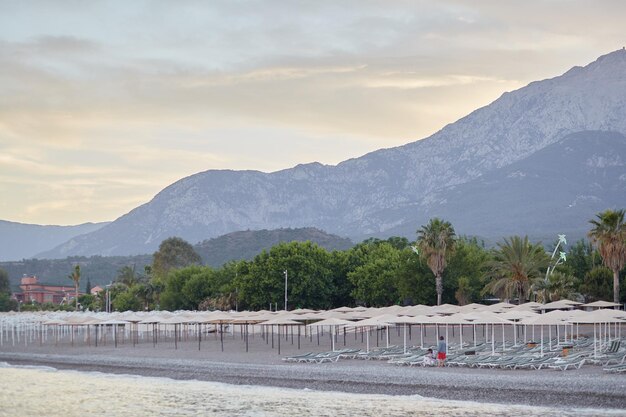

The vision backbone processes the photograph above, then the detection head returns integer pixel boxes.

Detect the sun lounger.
[547,357,587,371]
[603,363,626,373]
[282,352,316,363]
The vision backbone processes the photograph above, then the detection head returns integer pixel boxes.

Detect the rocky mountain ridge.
[35,49,626,258]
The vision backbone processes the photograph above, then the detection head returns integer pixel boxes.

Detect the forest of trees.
[4,210,625,313]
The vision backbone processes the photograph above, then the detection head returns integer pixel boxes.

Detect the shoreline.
[1,350,625,410]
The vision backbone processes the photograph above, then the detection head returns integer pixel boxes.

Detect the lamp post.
[105,283,112,313]
[284,270,288,311]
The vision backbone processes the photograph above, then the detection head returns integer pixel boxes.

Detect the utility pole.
[284,270,288,311]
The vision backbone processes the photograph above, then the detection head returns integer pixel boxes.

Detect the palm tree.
[417,218,456,306]
[484,236,549,304]
[68,265,81,311]
[532,271,579,302]
[588,209,626,305]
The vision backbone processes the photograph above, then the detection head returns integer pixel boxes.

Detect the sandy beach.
[1,326,625,411]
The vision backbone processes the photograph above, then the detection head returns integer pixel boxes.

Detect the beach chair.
[282,352,315,363]
[547,357,587,371]
[603,363,626,373]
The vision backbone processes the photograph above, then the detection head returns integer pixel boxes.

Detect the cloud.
[1,0,624,224]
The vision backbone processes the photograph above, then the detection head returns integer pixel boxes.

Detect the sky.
[1,1,625,226]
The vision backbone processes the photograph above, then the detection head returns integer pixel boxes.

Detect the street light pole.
[284,270,288,311]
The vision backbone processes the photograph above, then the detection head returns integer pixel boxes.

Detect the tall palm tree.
[588,209,626,305]
[68,265,81,311]
[484,236,549,304]
[417,218,456,306]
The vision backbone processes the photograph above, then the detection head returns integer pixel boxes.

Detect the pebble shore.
[1,338,625,411]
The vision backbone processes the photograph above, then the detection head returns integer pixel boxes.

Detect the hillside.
[0,255,152,290]
[195,227,353,266]
[3,227,352,288]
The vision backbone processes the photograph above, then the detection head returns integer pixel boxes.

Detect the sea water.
[0,364,621,417]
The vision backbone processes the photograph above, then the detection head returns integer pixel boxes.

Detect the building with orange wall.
[14,275,80,304]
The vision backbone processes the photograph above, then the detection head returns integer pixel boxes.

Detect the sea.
[0,363,621,417]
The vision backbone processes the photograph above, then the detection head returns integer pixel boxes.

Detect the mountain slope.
[40,49,626,257]
[194,227,353,267]
[366,130,626,243]
[0,221,109,261]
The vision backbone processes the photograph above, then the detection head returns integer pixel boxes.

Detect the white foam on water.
[0,366,622,417]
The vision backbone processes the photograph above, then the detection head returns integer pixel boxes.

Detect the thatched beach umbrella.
[259,318,303,355]
[519,313,566,357]
[307,317,353,352]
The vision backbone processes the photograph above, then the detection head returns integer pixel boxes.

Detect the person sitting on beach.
[437,336,447,367]
[423,348,436,366]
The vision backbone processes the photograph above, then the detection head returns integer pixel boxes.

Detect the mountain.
[194,227,353,267]
[367,130,626,243]
[0,220,109,261]
[39,49,626,257]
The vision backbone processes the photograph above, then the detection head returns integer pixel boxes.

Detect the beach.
[1,327,625,412]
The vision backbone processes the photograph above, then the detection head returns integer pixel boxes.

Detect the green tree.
[416,218,456,305]
[580,266,613,302]
[85,278,92,295]
[152,237,202,283]
[394,246,431,305]
[564,239,597,281]
[347,242,400,306]
[116,265,139,287]
[78,294,97,311]
[483,236,549,304]
[588,209,626,304]
[0,268,9,293]
[455,277,472,305]
[234,241,335,310]
[444,237,490,305]
[533,271,579,302]
[113,287,142,311]
[68,264,81,311]
[0,293,18,312]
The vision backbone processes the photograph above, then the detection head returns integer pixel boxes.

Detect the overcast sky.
[1,1,625,225]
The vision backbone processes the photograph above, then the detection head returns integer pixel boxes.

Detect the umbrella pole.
[445,324,448,354]
[541,326,544,357]
[220,324,224,352]
[473,324,476,348]
[366,330,370,353]
[593,323,597,358]
[386,326,389,348]
[246,323,249,353]
[298,325,300,350]
[502,324,505,353]
[403,323,407,354]
[513,322,517,346]
[278,325,281,355]
[548,325,552,351]
[491,324,495,355]
[420,325,423,349]
[459,324,462,349]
